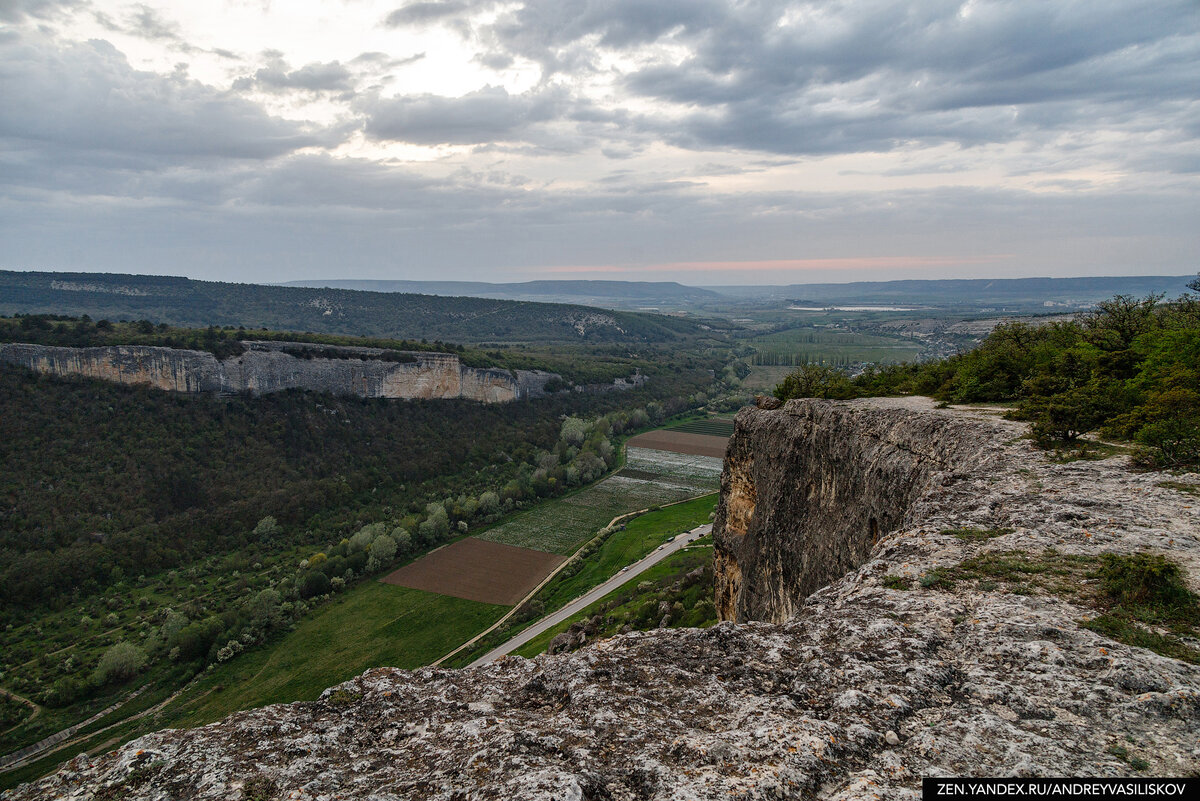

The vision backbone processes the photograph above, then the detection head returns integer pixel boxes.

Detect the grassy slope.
[166,583,503,727]
[0,442,714,788]
[0,583,502,791]
[144,493,715,726]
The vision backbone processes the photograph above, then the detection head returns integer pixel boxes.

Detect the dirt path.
[0,688,39,736]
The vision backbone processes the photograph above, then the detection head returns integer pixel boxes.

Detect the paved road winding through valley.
[469,523,713,667]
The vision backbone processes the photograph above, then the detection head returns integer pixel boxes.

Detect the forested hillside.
[0,271,723,345]
[0,361,711,614]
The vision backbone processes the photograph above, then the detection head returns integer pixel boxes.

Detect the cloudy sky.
[1,0,1197,285]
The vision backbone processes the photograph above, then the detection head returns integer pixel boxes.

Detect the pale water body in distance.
[789,305,920,312]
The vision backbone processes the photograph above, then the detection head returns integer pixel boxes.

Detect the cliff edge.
[0,342,557,403]
[7,399,1199,800]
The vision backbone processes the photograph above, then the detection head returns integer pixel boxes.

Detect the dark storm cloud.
[362,85,569,145]
[486,0,724,64]
[0,31,334,159]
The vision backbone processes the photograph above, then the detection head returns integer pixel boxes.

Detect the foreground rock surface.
[9,399,1200,800]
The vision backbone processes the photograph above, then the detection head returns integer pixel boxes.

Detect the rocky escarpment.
[713,401,1000,623]
[0,342,557,403]
[8,399,1200,800]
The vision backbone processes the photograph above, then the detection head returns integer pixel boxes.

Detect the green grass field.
[742,365,794,391]
[537,493,717,612]
[748,326,921,367]
[163,583,503,727]
[476,454,719,554]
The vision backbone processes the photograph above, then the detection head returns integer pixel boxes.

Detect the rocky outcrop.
[0,342,558,403]
[8,399,1200,799]
[713,400,1000,623]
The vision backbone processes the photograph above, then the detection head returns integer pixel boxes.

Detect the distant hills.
[281,279,721,308]
[709,275,1197,307]
[285,274,1198,311]
[0,271,712,345]
[3,271,1194,342]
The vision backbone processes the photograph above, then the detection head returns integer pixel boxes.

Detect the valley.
[2,270,1196,793]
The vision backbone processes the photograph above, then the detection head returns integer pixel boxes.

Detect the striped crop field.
[476,448,721,555]
[666,418,735,438]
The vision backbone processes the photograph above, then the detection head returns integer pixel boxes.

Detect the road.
[468,522,712,667]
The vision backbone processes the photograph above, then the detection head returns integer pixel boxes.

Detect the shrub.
[1134,417,1200,468]
[298,570,331,599]
[42,676,87,708]
[251,516,282,541]
[92,641,147,685]
[1097,553,1194,611]
[774,364,855,401]
[170,617,224,662]
[369,534,396,566]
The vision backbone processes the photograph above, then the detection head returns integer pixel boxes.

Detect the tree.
[560,417,588,446]
[252,516,282,541]
[477,491,500,515]
[298,570,331,599]
[390,527,412,554]
[92,641,147,685]
[773,364,855,401]
[369,534,397,566]
[418,504,450,544]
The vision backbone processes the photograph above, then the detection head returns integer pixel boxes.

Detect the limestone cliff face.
[713,400,999,623]
[0,342,555,403]
[0,343,224,394]
[9,399,1200,800]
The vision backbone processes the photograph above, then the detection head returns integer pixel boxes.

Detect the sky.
[0,0,1197,286]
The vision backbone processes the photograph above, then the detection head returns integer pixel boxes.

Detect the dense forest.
[775,278,1200,467]
[0,271,731,345]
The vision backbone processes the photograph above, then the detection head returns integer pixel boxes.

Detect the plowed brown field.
[625,430,729,458]
[382,537,567,605]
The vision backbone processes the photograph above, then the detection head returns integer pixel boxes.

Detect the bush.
[251,516,282,541]
[369,534,397,566]
[1097,553,1195,611]
[42,675,87,708]
[774,364,855,401]
[170,617,224,662]
[92,641,147,685]
[1133,417,1200,468]
[298,570,332,599]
